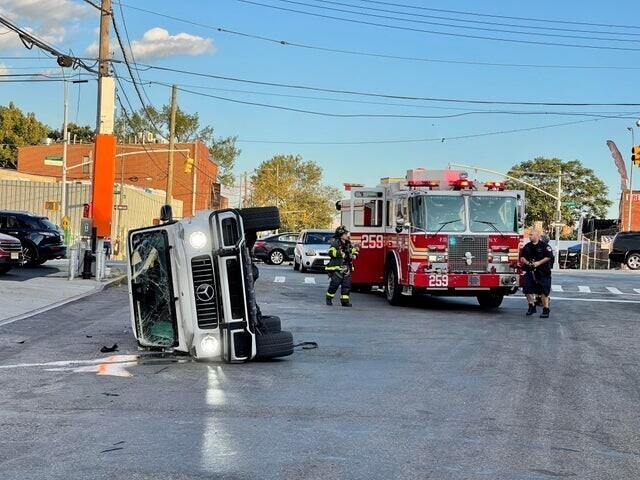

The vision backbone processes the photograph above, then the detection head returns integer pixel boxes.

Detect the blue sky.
[1,0,639,217]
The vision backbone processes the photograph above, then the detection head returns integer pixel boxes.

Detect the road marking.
[506,296,640,305]
[635,289,640,294]
[274,276,286,283]
[578,286,591,293]
[551,285,564,292]
[304,277,316,284]
[606,287,623,294]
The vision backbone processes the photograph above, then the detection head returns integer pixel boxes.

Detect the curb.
[0,274,127,327]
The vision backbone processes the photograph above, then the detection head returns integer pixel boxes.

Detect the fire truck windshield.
[469,196,518,233]
[412,195,466,232]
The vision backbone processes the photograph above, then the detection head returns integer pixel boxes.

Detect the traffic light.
[632,145,640,166]
[183,157,194,173]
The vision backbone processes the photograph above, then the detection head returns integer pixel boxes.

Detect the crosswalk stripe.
[304,277,316,284]
[606,287,623,294]
[634,289,640,294]
[274,276,285,283]
[551,285,564,292]
[578,286,591,293]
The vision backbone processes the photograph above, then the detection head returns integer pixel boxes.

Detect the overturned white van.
[127,205,293,363]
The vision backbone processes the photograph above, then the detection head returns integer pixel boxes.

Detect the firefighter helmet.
[334,225,349,237]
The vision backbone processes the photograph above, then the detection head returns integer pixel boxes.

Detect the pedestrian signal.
[184,157,195,173]
[632,146,640,166]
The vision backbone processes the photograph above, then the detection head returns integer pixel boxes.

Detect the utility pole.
[628,127,635,231]
[166,84,177,205]
[554,168,562,270]
[244,171,248,208]
[92,0,116,280]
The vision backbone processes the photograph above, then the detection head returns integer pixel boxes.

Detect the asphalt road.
[0,264,639,479]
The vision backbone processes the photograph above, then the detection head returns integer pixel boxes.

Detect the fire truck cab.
[339,168,525,308]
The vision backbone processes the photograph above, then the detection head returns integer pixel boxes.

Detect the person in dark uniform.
[325,226,359,307]
[520,229,554,318]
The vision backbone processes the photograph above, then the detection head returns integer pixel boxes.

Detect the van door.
[209,210,256,363]
[128,227,178,348]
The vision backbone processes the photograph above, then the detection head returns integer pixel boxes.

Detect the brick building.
[619,189,640,231]
[17,140,224,217]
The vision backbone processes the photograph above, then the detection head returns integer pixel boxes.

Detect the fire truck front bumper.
[412,272,522,291]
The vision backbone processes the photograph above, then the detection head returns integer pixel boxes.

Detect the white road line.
[505,296,640,305]
[551,285,564,292]
[304,277,316,284]
[274,276,286,283]
[635,289,640,294]
[578,286,591,293]
[606,287,623,294]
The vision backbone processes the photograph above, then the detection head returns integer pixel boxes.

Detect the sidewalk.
[0,260,126,326]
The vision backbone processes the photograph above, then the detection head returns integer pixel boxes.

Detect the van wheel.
[239,207,280,233]
[385,262,403,306]
[293,258,300,271]
[301,264,308,273]
[477,292,504,308]
[626,253,640,270]
[254,331,294,360]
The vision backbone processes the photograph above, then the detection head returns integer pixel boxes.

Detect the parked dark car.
[0,211,66,266]
[251,232,298,265]
[608,231,640,270]
[0,232,23,274]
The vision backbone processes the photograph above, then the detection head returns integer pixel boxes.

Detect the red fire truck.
[338,168,525,308]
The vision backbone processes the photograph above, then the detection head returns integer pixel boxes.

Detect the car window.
[305,233,333,244]
[39,218,58,230]
[280,234,297,242]
[0,215,7,229]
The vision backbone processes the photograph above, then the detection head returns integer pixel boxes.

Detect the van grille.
[191,256,218,329]
[448,236,488,272]
[0,241,22,253]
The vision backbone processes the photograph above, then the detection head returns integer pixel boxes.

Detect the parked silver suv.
[293,229,334,273]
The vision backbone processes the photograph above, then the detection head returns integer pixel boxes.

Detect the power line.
[234,0,640,52]
[237,111,640,145]
[274,0,640,43]
[112,3,640,70]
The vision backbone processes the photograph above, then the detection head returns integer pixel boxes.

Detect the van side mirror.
[160,204,173,223]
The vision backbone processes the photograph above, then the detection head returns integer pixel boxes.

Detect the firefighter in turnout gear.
[326,226,359,307]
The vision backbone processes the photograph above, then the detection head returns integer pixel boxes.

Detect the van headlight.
[200,336,219,356]
[305,249,316,256]
[189,231,207,249]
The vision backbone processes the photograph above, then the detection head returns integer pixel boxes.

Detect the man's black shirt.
[521,240,554,276]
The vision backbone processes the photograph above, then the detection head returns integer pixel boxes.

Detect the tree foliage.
[0,102,50,169]
[505,157,611,231]
[114,105,238,187]
[48,123,95,143]
[250,154,340,231]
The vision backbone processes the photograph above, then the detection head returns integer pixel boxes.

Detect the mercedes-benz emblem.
[196,283,215,302]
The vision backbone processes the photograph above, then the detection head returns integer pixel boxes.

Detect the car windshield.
[39,218,58,230]
[305,232,333,244]
[469,196,518,233]
[411,195,466,232]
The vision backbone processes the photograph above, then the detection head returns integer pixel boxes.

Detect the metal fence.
[0,180,182,252]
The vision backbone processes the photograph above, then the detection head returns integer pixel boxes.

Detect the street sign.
[44,155,63,166]
[114,204,128,210]
[61,216,70,230]
[562,202,578,207]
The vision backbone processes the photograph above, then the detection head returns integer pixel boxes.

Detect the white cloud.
[86,27,216,61]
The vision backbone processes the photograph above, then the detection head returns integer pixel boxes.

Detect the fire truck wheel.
[385,264,403,306]
[239,206,281,233]
[476,292,504,308]
[259,315,282,333]
[254,331,294,360]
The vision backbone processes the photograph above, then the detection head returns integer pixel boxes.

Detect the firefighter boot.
[341,295,352,307]
[526,303,536,316]
[326,293,333,306]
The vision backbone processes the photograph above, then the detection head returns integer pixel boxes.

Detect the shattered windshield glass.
[130,230,177,347]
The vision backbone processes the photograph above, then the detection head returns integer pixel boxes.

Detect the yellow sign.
[61,216,71,230]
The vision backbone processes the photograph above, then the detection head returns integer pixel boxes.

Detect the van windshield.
[305,232,333,244]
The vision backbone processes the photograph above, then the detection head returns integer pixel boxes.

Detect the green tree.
[114,105,238,187]
[505,157,611,231]
[0,102,50,169]
[48,123,95,143]
[250,154,340,231]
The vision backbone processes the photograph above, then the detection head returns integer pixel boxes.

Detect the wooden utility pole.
[166,84,178,205]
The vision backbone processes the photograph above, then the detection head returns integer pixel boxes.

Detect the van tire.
[239,207,280,233]
[259,315,282,333]
[254,331,294,360]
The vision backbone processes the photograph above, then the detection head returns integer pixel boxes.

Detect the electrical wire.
[234,0,640,52]
[113,3,640,70]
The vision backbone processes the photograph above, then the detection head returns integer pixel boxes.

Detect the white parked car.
[127,205,293,363]
[293,229,334,273]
